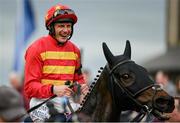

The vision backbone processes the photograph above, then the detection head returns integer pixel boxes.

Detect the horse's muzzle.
[154,96,175,113]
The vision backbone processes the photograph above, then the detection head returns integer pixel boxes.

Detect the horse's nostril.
[156,97,169,107]
[154,96,175,112]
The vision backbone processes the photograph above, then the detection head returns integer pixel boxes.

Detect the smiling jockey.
[24,3,89,122]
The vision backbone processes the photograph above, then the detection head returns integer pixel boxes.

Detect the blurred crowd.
[0,85,26,122]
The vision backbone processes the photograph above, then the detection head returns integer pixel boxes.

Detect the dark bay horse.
[76,41,175,122]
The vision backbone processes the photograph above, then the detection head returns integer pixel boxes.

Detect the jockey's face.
[54,22,72,43]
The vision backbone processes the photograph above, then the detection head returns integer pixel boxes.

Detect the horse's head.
[102,41,175,120]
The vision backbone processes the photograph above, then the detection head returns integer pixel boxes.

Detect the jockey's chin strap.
[106,60,162,122]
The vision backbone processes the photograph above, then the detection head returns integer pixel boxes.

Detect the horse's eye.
[120,73,134,87]
[122,74,129,80]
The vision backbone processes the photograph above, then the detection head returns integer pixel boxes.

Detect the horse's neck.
[78,68,121,121]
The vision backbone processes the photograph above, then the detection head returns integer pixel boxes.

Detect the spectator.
[155,70,177,96]
[175,76,180,96]
[82,69,92,85]
[9,72,30,110]
[0,86,26,122]
[166,98,180,122]
[9,71,22,93]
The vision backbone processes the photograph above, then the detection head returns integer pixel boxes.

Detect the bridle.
[106,59,163,122]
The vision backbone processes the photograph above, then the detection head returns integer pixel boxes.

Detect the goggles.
[46,9,76,28]
[53,9,75,18]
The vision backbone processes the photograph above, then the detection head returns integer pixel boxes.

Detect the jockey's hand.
[53,85,73,97]
[77,84,89,103]
[81,84,89,96]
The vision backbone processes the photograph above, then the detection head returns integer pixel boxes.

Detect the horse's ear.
[123,40,131,59]
[102,42,114,65]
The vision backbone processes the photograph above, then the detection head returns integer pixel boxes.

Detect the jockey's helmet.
[45,4,77,31]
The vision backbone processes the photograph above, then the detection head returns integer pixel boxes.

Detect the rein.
[107,60,162,122]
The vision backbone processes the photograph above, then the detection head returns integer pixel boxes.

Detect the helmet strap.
[67,24,74,40]
[48,23,55,36]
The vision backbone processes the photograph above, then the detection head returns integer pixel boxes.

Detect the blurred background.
[0,0,179,87]
[0,0,180,121]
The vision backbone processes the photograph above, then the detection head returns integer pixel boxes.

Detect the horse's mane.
[77,67,105,113]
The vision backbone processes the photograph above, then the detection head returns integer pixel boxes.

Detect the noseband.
[106,60,162,122]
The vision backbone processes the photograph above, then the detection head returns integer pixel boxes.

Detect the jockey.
[24,3,89,122]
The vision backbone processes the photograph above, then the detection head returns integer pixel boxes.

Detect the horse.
[74,40,175,122]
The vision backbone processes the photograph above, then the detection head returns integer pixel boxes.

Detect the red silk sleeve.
[24,43,54,99]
